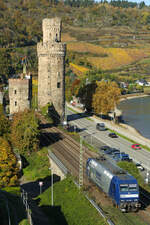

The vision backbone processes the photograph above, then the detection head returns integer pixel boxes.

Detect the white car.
[136,163,145,171]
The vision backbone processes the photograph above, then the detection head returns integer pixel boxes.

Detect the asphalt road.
[67,109,150,177]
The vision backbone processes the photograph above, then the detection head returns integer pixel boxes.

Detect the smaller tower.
[9,73,32,114]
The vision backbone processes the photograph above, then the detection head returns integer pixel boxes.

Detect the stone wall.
[49,158,66,180]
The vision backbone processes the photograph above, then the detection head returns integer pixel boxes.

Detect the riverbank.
[120,93,149,102]
[67,103,150,149]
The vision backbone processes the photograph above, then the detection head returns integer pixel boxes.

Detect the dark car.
[100,146,111,151]
[105,149,113,155]
[96,123,106,131]
[111,148,120,155]
[108,132,118,138]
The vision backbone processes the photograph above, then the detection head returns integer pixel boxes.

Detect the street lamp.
[49,167,54,206]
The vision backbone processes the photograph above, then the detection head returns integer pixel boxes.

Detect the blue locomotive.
[86,157,141,212]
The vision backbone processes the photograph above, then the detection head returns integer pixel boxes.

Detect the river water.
[118,96,150,139]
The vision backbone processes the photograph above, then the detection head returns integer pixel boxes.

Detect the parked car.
[131,144,141,150]
[104,149,113,155]
[96,123,106,131]
[110,148,120,155]
[113,152,130,162]
[108,132,118,138]
[136,163,144,171]
[100,145,111,151]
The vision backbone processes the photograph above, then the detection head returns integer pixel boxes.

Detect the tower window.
[57,82,61,88]
[15,101,17,106]
[14,90,17,94]
[55,33,58,42]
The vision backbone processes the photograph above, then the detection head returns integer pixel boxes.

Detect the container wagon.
[86,157,141,212]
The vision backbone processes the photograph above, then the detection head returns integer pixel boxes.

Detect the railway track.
[38,114,150,225]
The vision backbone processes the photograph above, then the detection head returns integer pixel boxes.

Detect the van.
[96,123,106,131]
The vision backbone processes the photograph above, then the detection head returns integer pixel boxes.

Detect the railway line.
[38,114,150,225]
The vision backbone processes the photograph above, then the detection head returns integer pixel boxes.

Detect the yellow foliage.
[68,42,150,70]
[9,175,18,186]
[2,176,9,185]
[92,81,120,114]
[32,78,38,86]
[68,42,106,55]
[0,138,19,187]
[141,11,150,24]
[70,63,89,77]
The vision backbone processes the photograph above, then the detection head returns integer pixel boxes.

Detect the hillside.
[0,0,150,80]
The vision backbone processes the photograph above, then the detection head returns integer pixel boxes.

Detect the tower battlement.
[43,17,62,43]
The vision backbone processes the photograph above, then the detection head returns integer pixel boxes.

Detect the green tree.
[0,104,10,138]
[0,49,13,80]
[78,82,97,111]
[10,110,40,156]
[92,80,121,115]
[117,161,143,184]
[0,138,19,187]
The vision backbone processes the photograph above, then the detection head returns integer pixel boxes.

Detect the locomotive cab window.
[120,184,128,192]
[129,184,137,191]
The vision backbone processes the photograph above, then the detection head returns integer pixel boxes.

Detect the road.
[67,109,150,175]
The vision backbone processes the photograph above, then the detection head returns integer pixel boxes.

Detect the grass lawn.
[38,177,107,225]
[23,147,50,181]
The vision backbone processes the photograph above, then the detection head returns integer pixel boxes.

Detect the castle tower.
[37,18,66,122]
[9,74,32,114]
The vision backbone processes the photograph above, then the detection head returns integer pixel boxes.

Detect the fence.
[21,188,33,225]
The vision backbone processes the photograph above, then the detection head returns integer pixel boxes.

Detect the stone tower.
[9,74,32,114]
[37,18,66,122]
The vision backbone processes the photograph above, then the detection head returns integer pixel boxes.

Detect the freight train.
[86,156,141,212]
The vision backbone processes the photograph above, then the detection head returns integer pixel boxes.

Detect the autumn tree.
[71,79,81,96]
[10,110,40,156]
[0,138,19,187]
[92,80,121,115]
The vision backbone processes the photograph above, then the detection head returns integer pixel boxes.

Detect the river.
[118,96,150,139]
